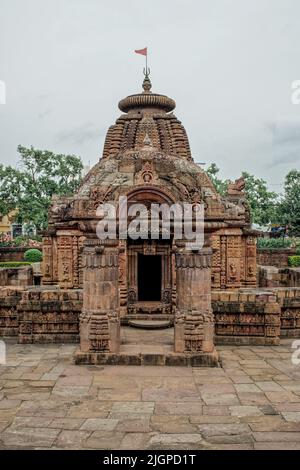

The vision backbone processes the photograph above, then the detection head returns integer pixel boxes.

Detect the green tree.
[205,164,278,225]
[205,163,230,196]
[241,172,278,226]
[277,169,300,235]
[0,146,83,231]
[0,164,23,217]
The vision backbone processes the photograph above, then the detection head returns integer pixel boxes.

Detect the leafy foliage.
[288,256,300,267]
[13,235,42,246]
[0,233,42,248]
[0,146,83,231]
[257,238,292,249]
[24,248,43,263]
[206,165,279,226]
[206,164,230,196]
[276,170,300,236]
[241,172,278,226]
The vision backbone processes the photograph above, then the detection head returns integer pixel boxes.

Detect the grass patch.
[0,262,32,268]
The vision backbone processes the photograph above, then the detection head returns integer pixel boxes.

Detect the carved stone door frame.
[127,240,172,313]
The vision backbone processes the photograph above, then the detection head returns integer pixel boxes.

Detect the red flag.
[135,47,147,56]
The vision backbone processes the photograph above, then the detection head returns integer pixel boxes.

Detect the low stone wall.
[258,266,300,288]
[0,266,34,287]
[275,288,300,338]
[212,290,281,345]
[257,248,297,268]
[0,247,28,262]
[0,287,23,336]
[0,286,299,346]
[0,287,81,344]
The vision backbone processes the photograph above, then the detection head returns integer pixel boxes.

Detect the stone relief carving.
[128,289,137,305]
[135,160,158,185]
[227,176,245,195]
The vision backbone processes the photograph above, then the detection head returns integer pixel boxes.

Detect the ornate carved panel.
[245,236,257,286]
[226,235,241,288]
[42,236,53,284]
[57,236,73,288]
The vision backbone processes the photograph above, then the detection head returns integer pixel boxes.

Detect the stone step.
[122,314,174,325]
[128,319,172,330]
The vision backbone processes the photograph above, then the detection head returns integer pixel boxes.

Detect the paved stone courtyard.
[1,329,300,450]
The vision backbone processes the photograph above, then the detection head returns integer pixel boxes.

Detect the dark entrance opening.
[138,254,162,301]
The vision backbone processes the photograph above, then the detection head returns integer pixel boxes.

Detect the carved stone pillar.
[79,239,120,355]
[174,247,218,365]
[42,236,54,285]
[244,235,257,287]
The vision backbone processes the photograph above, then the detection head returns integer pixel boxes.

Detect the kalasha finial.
[142,68,152,93]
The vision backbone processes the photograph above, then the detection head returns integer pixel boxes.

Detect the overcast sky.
[1,0,300,191]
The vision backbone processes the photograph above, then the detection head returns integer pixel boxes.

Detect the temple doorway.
[138,254,162,301]
[125,240,173,319]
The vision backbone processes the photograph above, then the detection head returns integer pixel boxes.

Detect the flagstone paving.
[1,334,300,450]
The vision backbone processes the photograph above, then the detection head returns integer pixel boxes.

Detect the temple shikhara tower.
[42,72,257,365]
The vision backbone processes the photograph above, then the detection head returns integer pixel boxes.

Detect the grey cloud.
[55,122,103,146]
[266,118,300,166]
[38,109,52,119]
[1,0,300,186]
[37,93,52,101]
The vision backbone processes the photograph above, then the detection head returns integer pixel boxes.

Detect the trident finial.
[142,68,152,93]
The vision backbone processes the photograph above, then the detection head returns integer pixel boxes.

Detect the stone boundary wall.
[275,288,300,338]
[0,266,34,287]
[258,265,300,288]
[0,287,81,344]
[212,290,281,345]
[0,287,23,336]
[0,247,28,263]
[0,286,299,345]
[257,248,297,268]
[212,288,300,344]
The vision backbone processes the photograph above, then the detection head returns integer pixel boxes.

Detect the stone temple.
[1,74,298,366]
[41,73,258,366]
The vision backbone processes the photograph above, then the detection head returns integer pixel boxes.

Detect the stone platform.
[74,327,219,367]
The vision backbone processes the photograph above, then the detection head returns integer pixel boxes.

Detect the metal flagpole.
[146,51,148,75]
[135,47,149,77]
